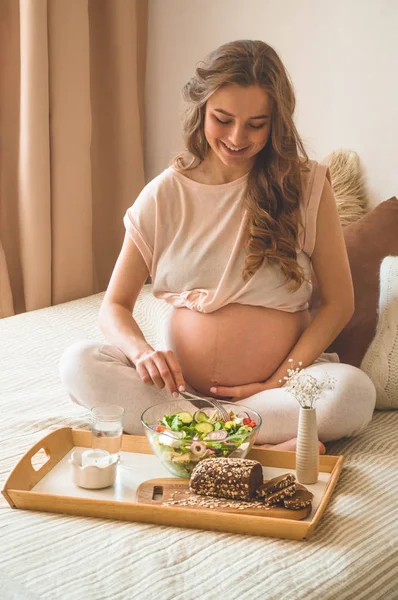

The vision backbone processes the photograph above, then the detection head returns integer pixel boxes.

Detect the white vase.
[295,406,319,484]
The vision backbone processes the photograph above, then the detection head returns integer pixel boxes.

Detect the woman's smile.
[219,140,250,156]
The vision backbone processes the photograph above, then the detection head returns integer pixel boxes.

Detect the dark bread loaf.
[189,457,263,500]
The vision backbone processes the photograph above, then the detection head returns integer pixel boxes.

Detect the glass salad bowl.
[141,399,262,478]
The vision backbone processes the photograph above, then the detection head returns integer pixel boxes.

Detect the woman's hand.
[209,378,283,401]
[135,349,186,396]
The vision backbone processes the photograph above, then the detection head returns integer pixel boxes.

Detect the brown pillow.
[310,196,398,367]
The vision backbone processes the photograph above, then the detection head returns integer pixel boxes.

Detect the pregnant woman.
[60,40,376,451]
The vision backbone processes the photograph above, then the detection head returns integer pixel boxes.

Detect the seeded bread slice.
[283,489,314,510]
[262,484,297,506]
[256,473,296,498]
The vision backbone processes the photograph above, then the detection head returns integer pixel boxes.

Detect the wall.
[145,0,398,207]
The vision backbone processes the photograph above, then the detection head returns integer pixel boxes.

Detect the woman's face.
[204,84,273,174]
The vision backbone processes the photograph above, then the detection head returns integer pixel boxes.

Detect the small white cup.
[69,449,119,489]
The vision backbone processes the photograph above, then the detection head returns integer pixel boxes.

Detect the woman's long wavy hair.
[171,40,310,290]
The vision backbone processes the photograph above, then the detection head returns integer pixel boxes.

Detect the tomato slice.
[243,418,257,428]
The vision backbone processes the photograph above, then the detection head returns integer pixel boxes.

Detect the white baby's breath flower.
[283,361,336,408]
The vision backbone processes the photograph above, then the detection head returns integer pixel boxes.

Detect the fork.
[178,389,230,422]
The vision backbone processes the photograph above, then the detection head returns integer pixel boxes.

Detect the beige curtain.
[0,0,147,318]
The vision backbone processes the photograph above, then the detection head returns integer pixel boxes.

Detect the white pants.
[59,340,376,444]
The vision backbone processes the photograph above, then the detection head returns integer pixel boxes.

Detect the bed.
[1,282,398,600]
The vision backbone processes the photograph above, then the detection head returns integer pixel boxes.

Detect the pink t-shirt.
[123,160,331,313]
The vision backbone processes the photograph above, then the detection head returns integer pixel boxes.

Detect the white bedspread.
[1,287,398,600]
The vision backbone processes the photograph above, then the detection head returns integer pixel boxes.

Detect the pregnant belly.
[164,304,310,396]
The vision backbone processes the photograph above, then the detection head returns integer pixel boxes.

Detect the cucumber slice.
[176,411,193,424]
[195,422,214,434]
[194,410,209,423]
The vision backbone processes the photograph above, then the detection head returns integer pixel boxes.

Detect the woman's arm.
[210,176,354,399]
[99,233,153,362]
[262,175,354,388]
[99,232,186,394]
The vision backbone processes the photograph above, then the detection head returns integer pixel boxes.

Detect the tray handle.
[2,427,74,504]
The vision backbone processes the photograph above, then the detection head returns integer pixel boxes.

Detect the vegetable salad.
[144,408,258,478]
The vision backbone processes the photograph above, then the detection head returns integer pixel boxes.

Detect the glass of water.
[91,405,125,461]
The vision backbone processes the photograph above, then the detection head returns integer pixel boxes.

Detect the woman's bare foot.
[254,437,326,455]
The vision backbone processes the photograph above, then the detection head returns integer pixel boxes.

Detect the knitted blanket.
[361,256,398,409]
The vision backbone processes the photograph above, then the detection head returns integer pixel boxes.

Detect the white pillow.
[361,256,398,409]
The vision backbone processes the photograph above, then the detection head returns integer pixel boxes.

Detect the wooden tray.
[2,427,344,540]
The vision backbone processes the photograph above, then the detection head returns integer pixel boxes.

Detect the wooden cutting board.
[136,478,312,520]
